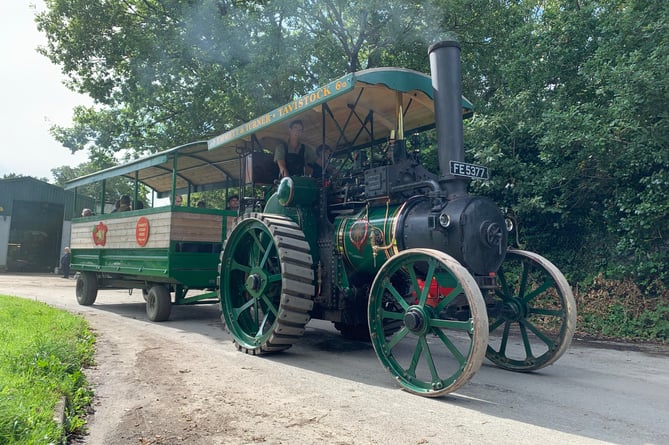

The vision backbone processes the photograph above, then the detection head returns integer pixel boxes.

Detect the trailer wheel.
[76,272,98,306]
[486,249,577,371]
[146,285,172,322]
[368,248,488,397]
[218,213,315,355]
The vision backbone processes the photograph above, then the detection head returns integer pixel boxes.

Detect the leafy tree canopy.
[2,173,49,182]
[37,0,431,159]
[37,0,668,285]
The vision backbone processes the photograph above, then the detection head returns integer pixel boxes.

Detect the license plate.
[449,161,489,180]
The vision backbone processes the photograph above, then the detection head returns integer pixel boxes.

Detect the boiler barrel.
[335,204,404,275]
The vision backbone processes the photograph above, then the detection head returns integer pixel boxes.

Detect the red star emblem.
[92,222,108,246]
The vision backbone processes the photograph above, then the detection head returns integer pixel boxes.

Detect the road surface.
[2,273,668,444]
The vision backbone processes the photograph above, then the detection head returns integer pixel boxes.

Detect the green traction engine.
[218,41,577,397]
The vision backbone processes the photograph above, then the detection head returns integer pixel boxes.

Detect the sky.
[0,1,92,182]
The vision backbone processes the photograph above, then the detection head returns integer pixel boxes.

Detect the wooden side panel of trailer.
[70,207,231,288]
[71,208,226,249]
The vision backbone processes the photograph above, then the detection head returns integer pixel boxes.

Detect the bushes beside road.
[576,275,669,342]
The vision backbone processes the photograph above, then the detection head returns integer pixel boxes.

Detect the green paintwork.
[276,176,319,207]
[71,243,220,307]
[355,69,474,115]
[71,248,171,279]
[71,245,220,289]
[64,68,475,200]
[335,204,403,275]
[367,250,487,396]
[486,250,576,371]
[70,206,227,294]
[208,74,355,150]
[263,191,320,264]
[219,217,283,347]
[63,60,478,323]
[64,142,240,200]
[65,152,171,190]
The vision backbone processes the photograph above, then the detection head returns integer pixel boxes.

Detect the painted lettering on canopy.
[277,85,334,117]
[208,74,353,150]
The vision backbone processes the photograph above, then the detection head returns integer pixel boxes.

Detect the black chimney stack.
[428,40,468,198]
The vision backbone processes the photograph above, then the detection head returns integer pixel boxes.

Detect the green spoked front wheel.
[368,248,488,397]
[218,213,315,355]
[486,249,577,371]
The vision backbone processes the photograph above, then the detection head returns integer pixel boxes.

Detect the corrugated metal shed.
[0,177,95,272]
[0,177,94,218]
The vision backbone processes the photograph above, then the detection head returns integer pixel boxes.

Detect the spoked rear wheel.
[219,213,315,355]
[368,248,488,397]
[486,249,577,371]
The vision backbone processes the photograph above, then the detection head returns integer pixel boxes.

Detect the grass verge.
[0,295,95,444]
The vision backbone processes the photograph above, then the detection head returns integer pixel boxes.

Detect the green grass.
[0,295,95,445]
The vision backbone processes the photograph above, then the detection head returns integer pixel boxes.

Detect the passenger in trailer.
[172,194,183,206]
[120,195,132,211]
[111,195,131,213]
[226,195,239,211]
[273,119,317,178]
[225,195,239,237]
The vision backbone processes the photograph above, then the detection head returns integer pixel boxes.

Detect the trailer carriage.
[66,141,241,320]
[67,40,576,397]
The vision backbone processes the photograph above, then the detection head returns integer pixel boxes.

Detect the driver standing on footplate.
[274,119,317,178]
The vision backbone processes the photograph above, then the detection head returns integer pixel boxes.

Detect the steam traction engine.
[218,41,577,397]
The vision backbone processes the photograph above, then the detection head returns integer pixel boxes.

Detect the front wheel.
[486,249,577,371]
[368,248,488,397]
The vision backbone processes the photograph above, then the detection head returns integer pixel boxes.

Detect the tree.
[51,156,146,208]
[37,0,441,159]
[298,0,429,74]
[1,173,50,182]
[462,0,669,284]
[37,0,668,286]
[37,0,314,158]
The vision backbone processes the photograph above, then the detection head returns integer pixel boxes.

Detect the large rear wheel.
[486,249,577,371]
[218,213,315,354]
[368,248,488,397]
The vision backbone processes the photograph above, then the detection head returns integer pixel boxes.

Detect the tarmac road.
[2,272,668,445]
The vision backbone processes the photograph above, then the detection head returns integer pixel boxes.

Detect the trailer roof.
[66,68,473,195]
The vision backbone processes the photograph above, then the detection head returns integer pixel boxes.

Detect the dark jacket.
[60,252,71,276]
